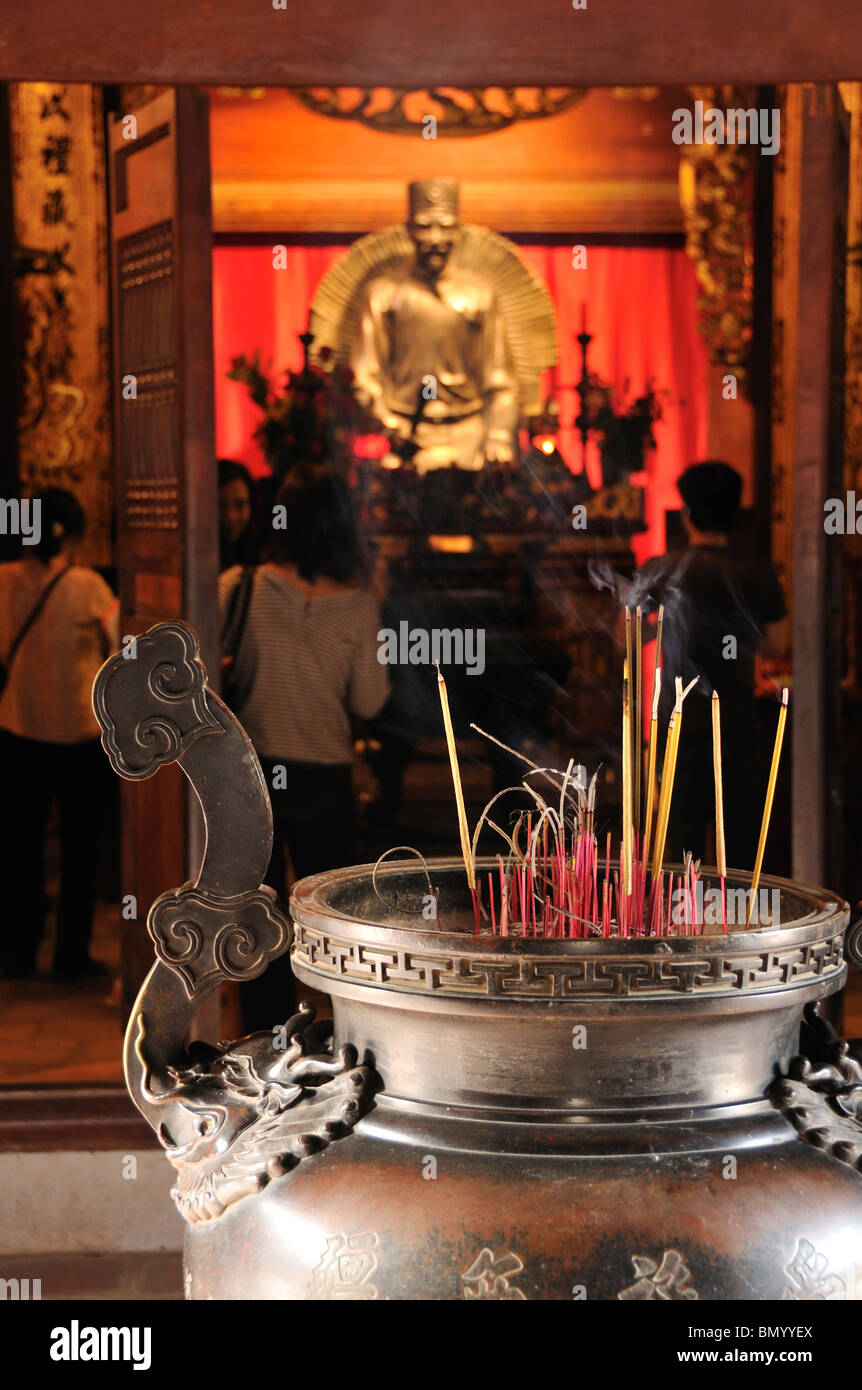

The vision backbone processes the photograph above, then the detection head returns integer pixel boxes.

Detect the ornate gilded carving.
[678,85,756,393]
[293,87,587,138]
[94,621,221,779]
[11,82,113,565]
[134,1005,373,1224]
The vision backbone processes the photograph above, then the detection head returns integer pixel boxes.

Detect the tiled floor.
[1,1251,183,1300]
[0,901,125,1085]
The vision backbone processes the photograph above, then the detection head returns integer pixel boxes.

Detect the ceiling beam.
[2,1,862,87]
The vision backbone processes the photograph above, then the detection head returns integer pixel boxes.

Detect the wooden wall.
[209,87,686,236]
[1,0,861,87]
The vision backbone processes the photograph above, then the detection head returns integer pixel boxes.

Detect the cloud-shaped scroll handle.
[93,622,221,780]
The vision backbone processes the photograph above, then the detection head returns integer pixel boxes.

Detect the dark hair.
[218,458,255,499]
[33,488,85,564]
[265,466,360,584]
[677,461,743,534]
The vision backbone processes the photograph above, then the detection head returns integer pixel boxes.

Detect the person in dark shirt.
[631,461,786,871]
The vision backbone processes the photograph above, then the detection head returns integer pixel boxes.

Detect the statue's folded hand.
[485,436,514,465]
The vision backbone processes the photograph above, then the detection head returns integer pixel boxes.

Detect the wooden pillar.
[791,84,848,885]
[0,87,19,554]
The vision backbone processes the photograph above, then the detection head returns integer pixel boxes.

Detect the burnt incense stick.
[746,688,789,928]
[436,665,477,902]
[469,723,541,771]
[634,605,643,842]
[654,603,664,672]
[624,605,633,673]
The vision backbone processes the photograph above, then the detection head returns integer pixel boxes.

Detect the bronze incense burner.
[93,621,862,1300]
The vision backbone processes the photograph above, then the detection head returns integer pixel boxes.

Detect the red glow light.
[353,433,391,460]
[532,435,557,456]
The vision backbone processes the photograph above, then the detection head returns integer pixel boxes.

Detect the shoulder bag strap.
[220,566,257,667]
[3,565,70,673]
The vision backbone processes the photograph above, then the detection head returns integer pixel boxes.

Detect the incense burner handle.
[92,620,374,1225]
[768,999,862,1174]
[845,916,862,976]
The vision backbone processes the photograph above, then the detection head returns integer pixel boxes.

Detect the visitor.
[0,489,119,981]
[219,464,389,1028]
[218,457,260,571]
[631,461,787,871]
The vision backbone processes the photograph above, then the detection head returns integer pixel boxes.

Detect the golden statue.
[309,179,557,474]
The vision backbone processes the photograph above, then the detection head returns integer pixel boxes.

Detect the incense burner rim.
[290,859,848,1005]
[290,856,848,958]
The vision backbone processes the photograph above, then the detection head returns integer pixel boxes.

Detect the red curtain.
[213,242,709,563]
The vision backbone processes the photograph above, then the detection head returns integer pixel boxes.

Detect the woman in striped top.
[219,465,389,1027]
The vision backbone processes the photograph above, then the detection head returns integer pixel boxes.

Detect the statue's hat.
[408,179,459,218]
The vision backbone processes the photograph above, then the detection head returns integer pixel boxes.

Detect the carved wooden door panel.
[107,87,217,1011]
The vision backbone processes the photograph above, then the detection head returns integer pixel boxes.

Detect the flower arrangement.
[227,336,362,479]
[577,377,665,488]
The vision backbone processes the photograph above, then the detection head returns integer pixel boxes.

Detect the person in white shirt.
[0,489,119,981]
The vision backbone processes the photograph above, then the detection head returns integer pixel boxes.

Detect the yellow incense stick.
[436,665,476,891]
[622,662,633,898]
[746,688,789,927]
[651,676,698,883]
[711,691,727,880]
[643,666,661,868]
[634,605,643,842]
[651,708,679,883]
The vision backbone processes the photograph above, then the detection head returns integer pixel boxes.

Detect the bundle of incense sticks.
[470,757,704,940]
[435,632,790,940]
